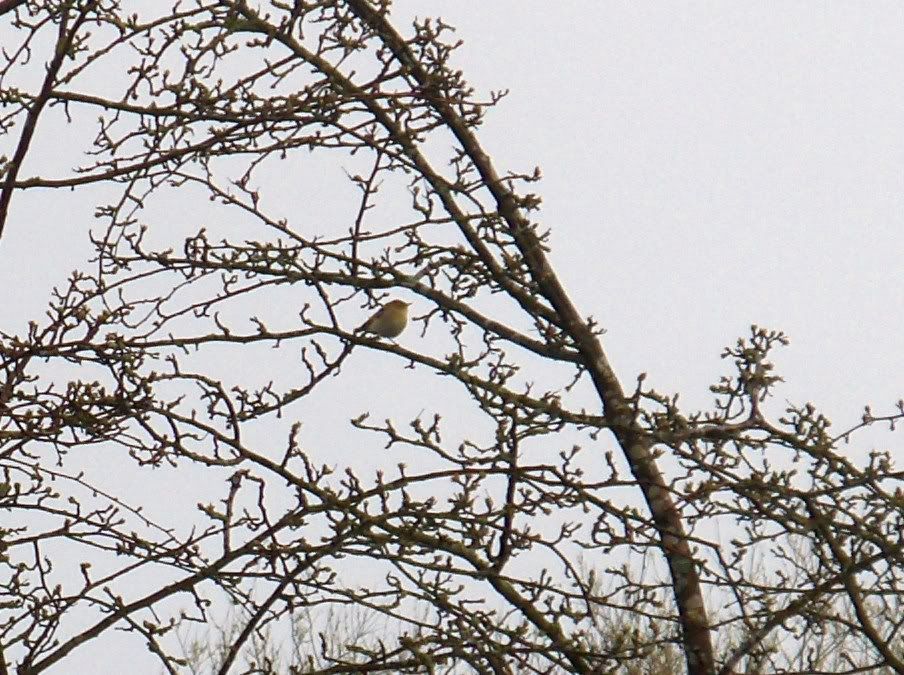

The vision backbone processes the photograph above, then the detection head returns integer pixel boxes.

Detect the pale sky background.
[4,2,902,443]
[2,3,903,673]
[387,2,904,429]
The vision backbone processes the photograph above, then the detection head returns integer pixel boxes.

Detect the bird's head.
[384,300,411,313]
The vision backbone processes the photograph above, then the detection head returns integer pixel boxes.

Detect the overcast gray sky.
[4,2,901,437]
[2,3,903,672]
[384,2,904,432]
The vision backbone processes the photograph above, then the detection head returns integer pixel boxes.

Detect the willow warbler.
[357,299,411,338]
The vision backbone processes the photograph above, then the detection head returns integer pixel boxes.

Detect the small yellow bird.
[357,299,411,338]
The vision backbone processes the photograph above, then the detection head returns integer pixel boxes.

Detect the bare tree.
[1,2,901,674]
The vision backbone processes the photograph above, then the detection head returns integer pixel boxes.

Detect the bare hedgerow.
[0,2,902,674]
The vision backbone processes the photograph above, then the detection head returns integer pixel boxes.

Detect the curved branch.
[0,0,26,18]
[0,1,98,241]
[343,2,717,672]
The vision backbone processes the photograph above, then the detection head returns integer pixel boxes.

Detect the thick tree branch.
[343,2,717,672]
